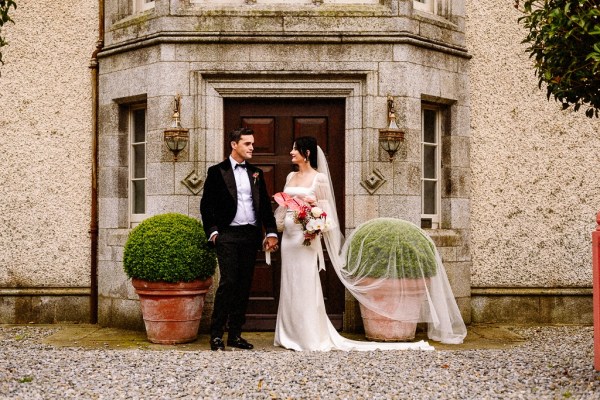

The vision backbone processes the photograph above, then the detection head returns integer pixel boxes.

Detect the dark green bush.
[123,213,217,283]
[346,218,437,279]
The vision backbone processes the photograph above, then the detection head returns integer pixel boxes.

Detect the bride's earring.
[304,158,308,163]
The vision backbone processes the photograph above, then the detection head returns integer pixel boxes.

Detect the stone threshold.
[9,323,531,352]
[472,287,592,296]
[0,287,91,296]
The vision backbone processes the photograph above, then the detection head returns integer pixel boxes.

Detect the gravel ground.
[0,325,599,399]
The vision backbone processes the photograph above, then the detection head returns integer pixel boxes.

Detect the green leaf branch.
[515,0,600,117]
[0,0,16,66]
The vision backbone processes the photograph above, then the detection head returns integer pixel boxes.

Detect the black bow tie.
[235,163,247,169]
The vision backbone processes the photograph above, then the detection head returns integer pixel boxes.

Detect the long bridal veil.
[315,146,467,344]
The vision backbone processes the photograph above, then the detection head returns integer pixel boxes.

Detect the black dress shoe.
[227,336,254,350]
[210,337,225,351]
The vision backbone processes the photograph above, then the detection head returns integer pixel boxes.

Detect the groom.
[200,127,278,351]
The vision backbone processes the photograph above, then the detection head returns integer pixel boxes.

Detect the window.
[421,107,440,229]
[130,105,147,225]
[413,0,434,13]
[135,0,155,12]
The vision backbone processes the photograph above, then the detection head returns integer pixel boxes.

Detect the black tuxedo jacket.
[200,159,277,242]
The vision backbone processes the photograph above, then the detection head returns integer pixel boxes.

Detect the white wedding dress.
[273,173,434,352]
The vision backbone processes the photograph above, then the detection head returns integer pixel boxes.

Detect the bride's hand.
[295,194,316,204]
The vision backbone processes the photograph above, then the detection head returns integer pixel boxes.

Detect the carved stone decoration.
[312,0,324,4]
[244,0,257,4]
[360,169,387,195]
[182,170,203,195]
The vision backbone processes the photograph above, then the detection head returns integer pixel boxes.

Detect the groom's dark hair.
[229,127,254,146]
[294,136,318,169]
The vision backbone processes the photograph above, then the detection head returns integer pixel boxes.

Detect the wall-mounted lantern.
[379,95,405,162]
[163,94,189,161]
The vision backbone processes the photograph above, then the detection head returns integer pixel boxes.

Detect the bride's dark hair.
[294,136,318,169]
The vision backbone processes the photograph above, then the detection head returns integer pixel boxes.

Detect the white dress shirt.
[230,156,257,226]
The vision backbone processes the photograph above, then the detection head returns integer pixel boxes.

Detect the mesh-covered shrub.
[123,213,217,282]
[346,218,437,279]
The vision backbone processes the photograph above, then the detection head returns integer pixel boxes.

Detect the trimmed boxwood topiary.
[346,218,437,279]
[123,213,217,283]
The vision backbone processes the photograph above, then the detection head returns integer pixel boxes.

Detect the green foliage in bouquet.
[346,218,437,279]
[123,213,217,283]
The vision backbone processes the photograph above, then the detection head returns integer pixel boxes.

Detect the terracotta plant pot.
[358,277,427,342]
[132,277,213,344]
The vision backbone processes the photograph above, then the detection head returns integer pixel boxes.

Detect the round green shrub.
[346,218,437,279]
[123,213,217,283]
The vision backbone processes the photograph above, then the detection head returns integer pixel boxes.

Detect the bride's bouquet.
[294,196,329,246]
[274,192,330,246]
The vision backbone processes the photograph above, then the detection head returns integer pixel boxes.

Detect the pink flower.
[273,192,304,211]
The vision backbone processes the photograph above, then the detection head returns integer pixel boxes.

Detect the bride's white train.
[274,144,466,351]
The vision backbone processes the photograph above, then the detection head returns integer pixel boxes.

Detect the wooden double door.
[224,98,346,330]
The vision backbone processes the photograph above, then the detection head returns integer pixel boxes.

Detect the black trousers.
[210,225,261,339]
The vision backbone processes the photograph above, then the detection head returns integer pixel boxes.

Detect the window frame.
[129,104,148,226]
[413,0,435,13]
[135,0,155,13]
[420,105,441,229]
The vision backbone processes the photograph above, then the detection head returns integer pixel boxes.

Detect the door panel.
[243,118,276,154]
[294,118,327,146]
[260,164,276,206]
[224,98,345,330]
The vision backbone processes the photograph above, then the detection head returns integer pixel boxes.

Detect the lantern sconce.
[379,95,405,162]
[163,94,189,161]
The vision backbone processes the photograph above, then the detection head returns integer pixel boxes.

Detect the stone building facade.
[97,0,471,332]
[0,0,97,323]
[0,0,597,330]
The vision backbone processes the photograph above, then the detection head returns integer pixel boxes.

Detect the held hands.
[263,236,279,266]
[264,236,279,252]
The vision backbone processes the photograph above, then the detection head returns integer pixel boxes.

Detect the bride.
[273,136,466,351]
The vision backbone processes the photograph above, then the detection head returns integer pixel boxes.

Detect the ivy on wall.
[0,0,16,66]
[515,0,600,117]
